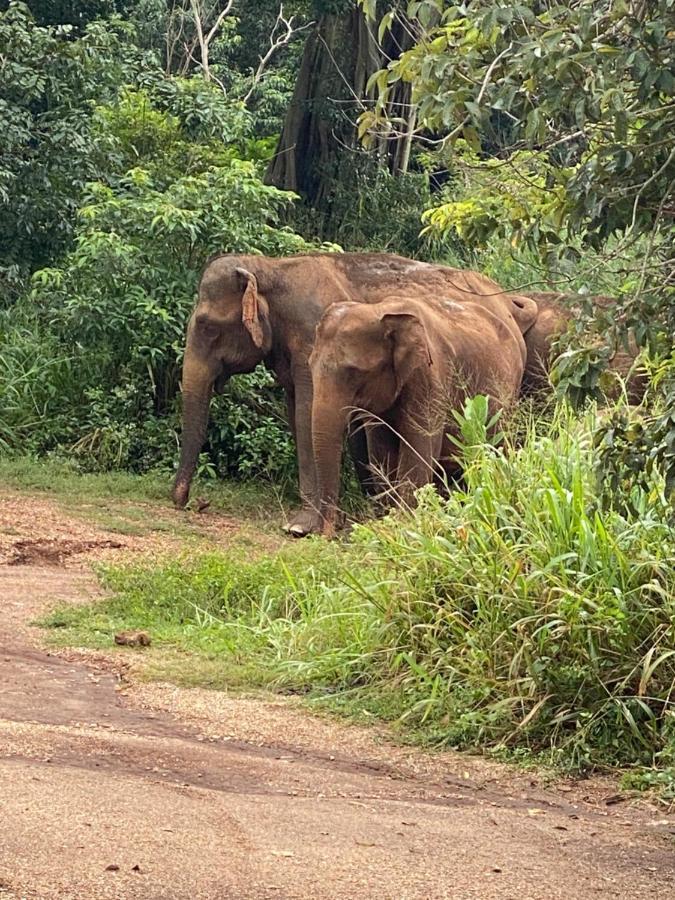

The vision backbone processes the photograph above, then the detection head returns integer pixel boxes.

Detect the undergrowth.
[43,403,675,779]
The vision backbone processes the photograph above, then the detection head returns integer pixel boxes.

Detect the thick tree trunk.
[265,4,419,212]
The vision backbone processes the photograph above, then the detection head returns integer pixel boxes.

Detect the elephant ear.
[236,267,266,348]
[381,312,433,392]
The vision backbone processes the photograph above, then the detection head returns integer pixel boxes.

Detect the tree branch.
[243,5,314,105]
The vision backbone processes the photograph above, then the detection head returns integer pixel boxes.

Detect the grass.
[40,402,675,783]
[0,455,285,519]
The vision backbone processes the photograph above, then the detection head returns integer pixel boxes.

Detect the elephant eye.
[344,363,368,378]
[196,315,220,338]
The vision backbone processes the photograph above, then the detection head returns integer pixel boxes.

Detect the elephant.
[172,252,538,536]
[521,292,646,401]
[308,291,532,537]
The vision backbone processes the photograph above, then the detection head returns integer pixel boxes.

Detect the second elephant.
[522,292,646,401]
[309,293,529,537]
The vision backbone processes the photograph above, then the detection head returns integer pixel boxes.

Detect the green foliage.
[421,143,567,248]
[23,1,129,28]
[49,405,675,774]
[0,2,319,480]
[21,155,306,471]
[449,394,504,464]
[1,76,309,474]
[372,1,674,252]
[0,2,145,293]
[293,152,461,259]
[367,0,674,338]
[595,354,675,508]
[621,767,675,803]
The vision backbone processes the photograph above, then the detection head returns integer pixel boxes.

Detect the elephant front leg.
[347,418,376,498]
[365,423,399,507]
[395,419,437,509]
[283,365,323,537]
[285,387,297,444]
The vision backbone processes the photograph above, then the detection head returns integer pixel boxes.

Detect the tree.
[266,1,420,221]
[366,0,674,345]
[0,2,141,297]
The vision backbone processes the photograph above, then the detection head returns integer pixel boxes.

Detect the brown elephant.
[309,292,532,537]
[172,252,538,536]
[521,292,646,401]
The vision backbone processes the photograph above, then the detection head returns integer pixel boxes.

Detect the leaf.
[574,98,586,129]
[639,648,675,697]
[378,10,395,43]
[462,125,481,150]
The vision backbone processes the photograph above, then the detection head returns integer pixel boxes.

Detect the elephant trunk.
[312,383,351,537]
[172,352,217,508]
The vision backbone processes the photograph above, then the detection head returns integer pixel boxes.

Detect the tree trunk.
[265,4,419,215]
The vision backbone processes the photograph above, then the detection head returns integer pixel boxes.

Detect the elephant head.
[309,301,432,535]
[172,257,274,508]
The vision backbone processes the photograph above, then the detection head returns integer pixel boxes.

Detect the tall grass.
[48,403,675,772]
[0,316,76,452]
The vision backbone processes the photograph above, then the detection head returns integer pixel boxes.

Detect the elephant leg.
[434,432,464,496]
[347,418,376,497]
[285,388,297,443]
[395,419,436,508]
[366,424,399,501]
[283,363,323,538]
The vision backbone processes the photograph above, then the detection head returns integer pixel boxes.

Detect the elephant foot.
[282,508,323,538]
[172,480,190,509]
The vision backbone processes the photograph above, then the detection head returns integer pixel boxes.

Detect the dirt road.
[1,492,674,899]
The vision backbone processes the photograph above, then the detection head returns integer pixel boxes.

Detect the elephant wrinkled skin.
[309,293,530,537]
[172,252,538,536]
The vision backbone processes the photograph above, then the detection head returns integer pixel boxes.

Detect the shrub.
[67,401,675,772]
[0,2,143,292]
[0,78,311,474]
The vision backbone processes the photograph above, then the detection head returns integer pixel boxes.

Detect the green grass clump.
[43,404,675,773]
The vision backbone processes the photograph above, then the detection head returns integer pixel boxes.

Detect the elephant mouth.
[214,370,229,395]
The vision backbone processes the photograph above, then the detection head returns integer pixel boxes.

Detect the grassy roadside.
[0,456,291,542]
[0,456,288,518]
[34,404,675,797]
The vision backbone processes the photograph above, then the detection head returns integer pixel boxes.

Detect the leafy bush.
[0,2,144,294]
[595,353,675,508]
[57,402,675,773]
[0,74,310,475]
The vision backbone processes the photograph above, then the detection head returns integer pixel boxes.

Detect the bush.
[0,2,144,292]
[62,401,675,773]
[0,81,311,474]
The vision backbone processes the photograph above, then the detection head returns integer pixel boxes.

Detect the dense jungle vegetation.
[1,1,674,785]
